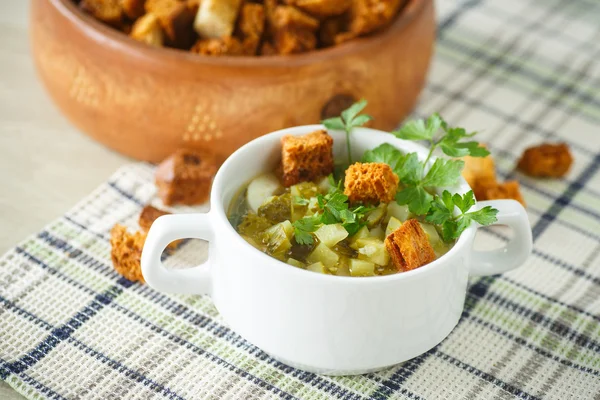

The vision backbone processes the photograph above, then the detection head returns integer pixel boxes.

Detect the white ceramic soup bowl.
[141,125,532,375]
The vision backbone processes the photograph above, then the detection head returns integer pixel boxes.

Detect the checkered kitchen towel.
[2,0,600,398]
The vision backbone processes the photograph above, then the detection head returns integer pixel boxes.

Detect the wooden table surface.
[0,2,128,398]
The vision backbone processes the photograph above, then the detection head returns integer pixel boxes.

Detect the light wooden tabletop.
[0,2,128,398]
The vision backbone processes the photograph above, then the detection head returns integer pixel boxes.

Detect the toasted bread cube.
[344,162,399,205]
[130,13,165,47]
[280,130,334,187]
[481,180,526,207]
[260,41,278,56]
[155,149,219,205]
[347,0,403,36]
[235,3,266,55]
[80,0,124,27]
[274,29,317,54]
[194,0,242,38]
[272,5,320,31]
[285,0,352,17]
[517,143,573,178]
[122,0,146,19]
[462,151,496,190]
[186,0,201,14]
[146,0,196,48]
[319,15,347,47]
[139,205,170,232]
[191,36,244,55]
[385,219,435,272]
[110,225,146,282]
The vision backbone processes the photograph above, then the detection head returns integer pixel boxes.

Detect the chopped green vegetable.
[307,243,339,269]
[322,99,373,165]
[292,215,321,246]
[314,223,349,247]
[385,216,402,237]
[258,193,292,223]
[349,259,375,277]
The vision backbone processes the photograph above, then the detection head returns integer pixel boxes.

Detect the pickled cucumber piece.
[247,173,282,213]
[333,240,358,258]
[237,214,272,240]
[307,243,339,269]
[317,176,332,193]
[419,222,450,258]
[354,238,389,266]
[263,221,293,260]
[288,239,316,262]
[366,203,387,228]
[307,261,328,274]
[314,223,348,247]
[287,258,305,269]
[386,202,409,223]
[336,257,351,276]
[290,182,319,199]
[258,193,292,223]
[350,259,375,277]
[369,226,385,240]
[350,225,370,245]
[385,216,402,237]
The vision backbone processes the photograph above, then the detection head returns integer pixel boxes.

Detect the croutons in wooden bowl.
[30,0,435,162]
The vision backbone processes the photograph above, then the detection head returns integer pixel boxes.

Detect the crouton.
[280,130,334,187]
[155,149,219,205]
[138,205,182,249]
[284,0,352,18]
[146,0,196,48]
[139,205,171,232]
[319,15,348,47]
[186,0,201,14]
[480,180,526,207]
[122,0,146,19]
[110,225,146,282]
[260,41,278,56]
[274,29,317,54]
[193,0,242,39]
[347,0,404,36]
[344,162,399,204]
[517,143,573,178]
[462,152,496,190]
[130,13,165,47]
[80,0,124,27]
[385,219,436,272]
[272,5,320,31]
[191,36,244,55]
[236,3,266,55]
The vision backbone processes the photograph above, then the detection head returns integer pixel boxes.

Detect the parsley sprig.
[390,114,489,215]
[322,99,373,165]
[426,190,498,241]
[292,176,372,245]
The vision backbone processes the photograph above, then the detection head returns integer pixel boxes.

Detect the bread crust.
[344,162,399,204]
[110,225,146,282]
[517,143,573,177]
[385,219,435,272]
[280,130,334,187]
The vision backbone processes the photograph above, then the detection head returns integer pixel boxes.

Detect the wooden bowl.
[30,0,435,162]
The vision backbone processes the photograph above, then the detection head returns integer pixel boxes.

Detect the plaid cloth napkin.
[2,0,600,398]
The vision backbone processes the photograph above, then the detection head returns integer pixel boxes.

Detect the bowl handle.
[469,200,532,277]
[141,214,213,295]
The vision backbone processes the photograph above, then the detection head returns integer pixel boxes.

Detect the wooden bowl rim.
[48,0,430,68]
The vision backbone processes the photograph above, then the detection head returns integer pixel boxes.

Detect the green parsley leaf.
[398,152,422,184]
[341,99,368,124]
[393,114,442,141]
[422,158,465,187]
[322,99,373,165]
[322,117,345,131]
[361,143,407,176]
[395,186,433,216]
[292,216,321,245]
[425,190,498,242]
[466,206,499,225]
[350,114,373,128]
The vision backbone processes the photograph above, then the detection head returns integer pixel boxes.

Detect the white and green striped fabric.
[2,0,600,398]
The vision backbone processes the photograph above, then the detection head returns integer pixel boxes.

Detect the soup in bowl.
[141,125,532,375]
